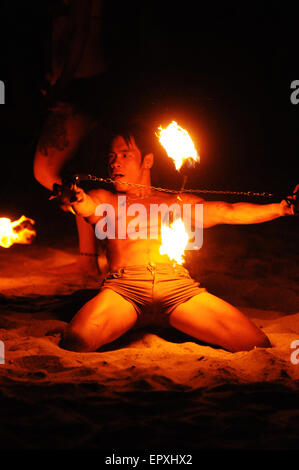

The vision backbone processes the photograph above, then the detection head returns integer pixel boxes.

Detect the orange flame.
[159,218,189,264]
[157,121,199,170]
[0,215,36,248]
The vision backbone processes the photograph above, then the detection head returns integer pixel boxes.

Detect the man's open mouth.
[112,173,125,181]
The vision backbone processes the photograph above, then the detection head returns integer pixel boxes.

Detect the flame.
[0,215,36,248]
[159,218,189,265]
[157,121,199,170]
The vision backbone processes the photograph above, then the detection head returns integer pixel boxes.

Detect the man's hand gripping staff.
[49,175,96,217]
[281,184,299,216]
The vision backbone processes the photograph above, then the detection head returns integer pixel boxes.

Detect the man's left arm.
[202,186,298,227]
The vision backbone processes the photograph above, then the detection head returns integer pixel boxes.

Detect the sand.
[0,219,298,451]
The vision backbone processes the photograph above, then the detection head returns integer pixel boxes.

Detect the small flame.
[0,215,36,248]
[157,121,199,170]
[159,218,189,265]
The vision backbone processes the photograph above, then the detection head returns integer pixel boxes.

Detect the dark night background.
[0,0,298,245]
[0,1,299,457]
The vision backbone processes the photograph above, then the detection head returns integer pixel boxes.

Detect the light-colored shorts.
[100,262,206,317]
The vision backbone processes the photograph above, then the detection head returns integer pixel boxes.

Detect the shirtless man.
[58,128,297,353]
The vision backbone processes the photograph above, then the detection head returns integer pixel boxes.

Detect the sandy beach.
[0,218,298,451]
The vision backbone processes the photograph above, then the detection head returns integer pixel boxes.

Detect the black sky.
[0,0,298,233]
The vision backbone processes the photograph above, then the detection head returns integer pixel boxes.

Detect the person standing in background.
[33,0,108,279]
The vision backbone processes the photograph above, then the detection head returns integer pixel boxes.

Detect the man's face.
[108,135,144,192]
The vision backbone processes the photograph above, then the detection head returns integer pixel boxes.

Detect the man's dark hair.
[106,117,154,162]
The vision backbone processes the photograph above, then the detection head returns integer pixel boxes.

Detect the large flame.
[157,121,199,170]
[0,215,36,248]
[159,218,189,264]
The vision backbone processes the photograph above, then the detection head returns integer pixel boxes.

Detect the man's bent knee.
[60,325,95,352]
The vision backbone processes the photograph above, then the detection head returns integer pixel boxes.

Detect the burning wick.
[0,215,36,248]
[156,121,200,171]
[159,218,189,265]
